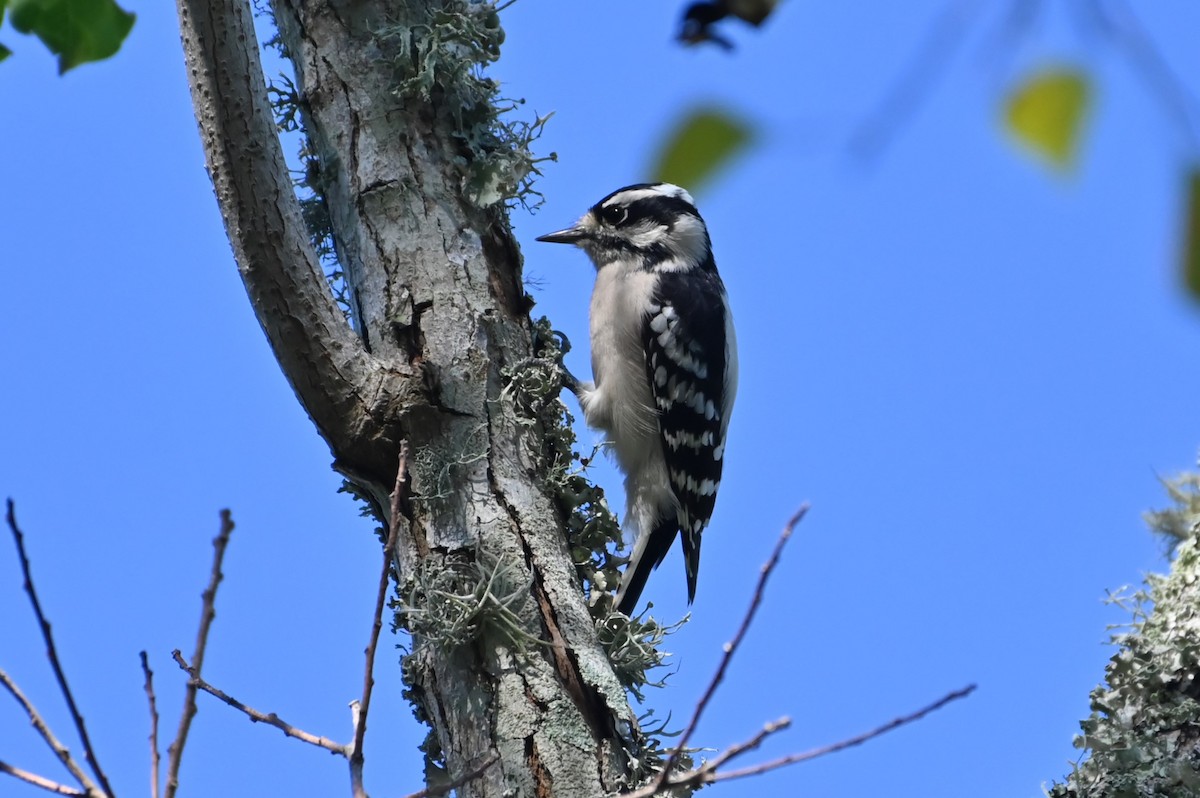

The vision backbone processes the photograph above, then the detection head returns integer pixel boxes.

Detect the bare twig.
[626,684,976,796]
[399,754,499,798]
[5,500,114,798]
[655,504,809,788]
[171,650,347,755]
[0,759,86,797]
[164,509,235,798]
[140,652,161,798]
[639,504,976,797]
[0,667,99,796]
[700,716,791,773]
[350,442,411,798]
[707,684,977,783]
[623,717,790,798]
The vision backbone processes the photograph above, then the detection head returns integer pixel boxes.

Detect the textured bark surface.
[176,0,634,795]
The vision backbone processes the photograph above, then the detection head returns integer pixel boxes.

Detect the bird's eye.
[601,205,629,226]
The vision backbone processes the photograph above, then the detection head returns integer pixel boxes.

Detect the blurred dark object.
[679,0,778,50]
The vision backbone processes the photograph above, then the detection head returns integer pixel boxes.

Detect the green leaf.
[0,1,10,62]
[650,108,754,193]
[1183,169,1200,303]
[1004,67,1091,171]
[9,0,134,73]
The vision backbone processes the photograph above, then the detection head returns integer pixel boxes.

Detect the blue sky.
[3,2,1199,797]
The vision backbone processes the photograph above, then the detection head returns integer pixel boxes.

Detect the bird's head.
[537,182,713,271]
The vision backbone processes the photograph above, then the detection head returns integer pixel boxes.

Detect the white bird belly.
[580,267,678,535]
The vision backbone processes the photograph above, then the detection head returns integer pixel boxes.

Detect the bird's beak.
[536,226,588,245]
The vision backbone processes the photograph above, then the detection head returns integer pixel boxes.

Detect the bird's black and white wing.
[641,267,736,602]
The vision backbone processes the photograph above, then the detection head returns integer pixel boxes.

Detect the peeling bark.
[175,0,633,795]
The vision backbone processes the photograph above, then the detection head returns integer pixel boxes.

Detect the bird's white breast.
[585,264,662,472]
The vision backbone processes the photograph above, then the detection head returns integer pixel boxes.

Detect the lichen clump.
[503,317,687,705]
[377,2,555,208]
[1049,465,1200,798]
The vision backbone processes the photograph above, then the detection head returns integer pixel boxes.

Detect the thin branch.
[0,759,86,797]
[849,0,986,160]
[171,651,348,755]
[399,754,499,798]
[700,716,791,774]
[703,684,977,784]
[625,685,976,797]
[0,668,99,796]
[655,504,809,788]
[164,510,235,798]
[5,500,114,798]
[139,652,161,798]
[622,718,791,798]
[350,442,412,798]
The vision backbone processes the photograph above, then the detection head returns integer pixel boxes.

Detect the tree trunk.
[175,0,635,794]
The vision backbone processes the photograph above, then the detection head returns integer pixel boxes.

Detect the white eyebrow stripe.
[603,184,696,208]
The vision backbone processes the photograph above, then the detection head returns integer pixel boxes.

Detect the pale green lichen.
[396,545,538,656]
[1047,459,1200,798]
[265,70,353,321]
[1144,470,1200,552]
[502,317,627,613]
[375,2,555,208]
[409,422,491,508]
[597,611,689,704]
[502,316,692,781]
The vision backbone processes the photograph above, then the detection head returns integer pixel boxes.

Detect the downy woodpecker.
[537,183,738,615]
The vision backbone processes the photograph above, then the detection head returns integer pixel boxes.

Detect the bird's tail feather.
[680,525,702,604]
[615,515,677,616]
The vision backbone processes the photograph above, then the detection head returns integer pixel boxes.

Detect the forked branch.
[626,685,975,796]
[174,0,413,483]
[5,500,113,798]
[634,504,975,797]
[171,651,347,755]
[656,503,810,785]
[0,667,102,797]
[163,510,235,798]
[350,442,413,797]
[0,758,86,797]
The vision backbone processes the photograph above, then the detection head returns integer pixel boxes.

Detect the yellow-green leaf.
[1184,168,1200,303]
[650,108,753,193]
[1004,67,1091,171]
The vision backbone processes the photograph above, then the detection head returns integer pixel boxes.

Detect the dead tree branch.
[0,759,86,797]
[714,684,977,782]
[139,652,161,798]
[700,716,792,774]
[171,651,347,756]
[656,503,810,787]
[634,504,976,797]
[164,510,235,798]
[350,442,413,797]
[5,500,114,798]
[0,667,101,797]
[626,684,976,796]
